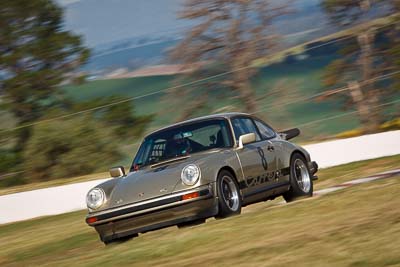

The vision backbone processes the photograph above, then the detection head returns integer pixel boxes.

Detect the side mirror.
[279,128,300,141]
[237,133,256,149]
[109,166,126,178]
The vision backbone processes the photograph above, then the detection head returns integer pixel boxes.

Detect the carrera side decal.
[238,167,290,189]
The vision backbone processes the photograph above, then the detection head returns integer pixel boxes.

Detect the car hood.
[106,149,223,209]
[108,165,181,208]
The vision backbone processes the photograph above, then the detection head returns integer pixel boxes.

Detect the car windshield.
[131,119,232,169]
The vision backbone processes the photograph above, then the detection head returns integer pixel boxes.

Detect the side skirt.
[242,182,290,206]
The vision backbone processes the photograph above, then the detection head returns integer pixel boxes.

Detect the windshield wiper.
[150,155,191,169]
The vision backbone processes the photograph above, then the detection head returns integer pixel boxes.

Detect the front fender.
[172,149,243,192]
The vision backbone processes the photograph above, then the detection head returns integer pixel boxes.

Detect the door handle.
[266,140,274,151]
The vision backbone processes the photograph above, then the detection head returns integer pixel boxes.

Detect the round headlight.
[181,164,200,186]
[86,188,106,210]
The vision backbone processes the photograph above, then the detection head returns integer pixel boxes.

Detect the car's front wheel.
[283,153,313,202]
[215,170,242,218]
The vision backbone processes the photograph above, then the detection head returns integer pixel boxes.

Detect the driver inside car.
[165,133,191,158]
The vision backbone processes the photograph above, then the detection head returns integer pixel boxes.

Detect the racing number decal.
[257,147,268,171]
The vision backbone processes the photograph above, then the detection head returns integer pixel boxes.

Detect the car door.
[253,119,288,184]
[231,117,278,197]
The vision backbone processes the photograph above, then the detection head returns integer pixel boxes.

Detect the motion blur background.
[1,0,399,185]
[0,0,400,266]
[0,1,399,265]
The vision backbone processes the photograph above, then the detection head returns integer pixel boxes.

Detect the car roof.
[147,112,250,136]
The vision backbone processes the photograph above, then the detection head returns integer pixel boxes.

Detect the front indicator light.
[182,192,200,200]
[86,217,98,224]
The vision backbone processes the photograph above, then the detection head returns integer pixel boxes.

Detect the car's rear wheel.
[283,153,313,202]
[215,170,242,218]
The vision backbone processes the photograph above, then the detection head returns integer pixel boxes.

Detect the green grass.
[0,157,399,266]
[63,75,174,101]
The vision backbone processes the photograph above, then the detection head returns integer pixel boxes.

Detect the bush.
[23,116,122,181]
[380,118,400,131]
[334,129,364,139]
[334,117,400,139]
[0,150,19,173]
[0,151,25,187]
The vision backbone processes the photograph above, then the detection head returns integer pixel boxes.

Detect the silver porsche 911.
[85,112,318,244]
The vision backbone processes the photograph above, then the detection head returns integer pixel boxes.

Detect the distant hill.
[83,39,178,73]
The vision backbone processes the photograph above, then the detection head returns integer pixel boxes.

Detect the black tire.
[215,170,242,218]
[283,153,313,203]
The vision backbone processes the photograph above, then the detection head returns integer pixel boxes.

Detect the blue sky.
[55,0,189,46]
[54,0,323,47]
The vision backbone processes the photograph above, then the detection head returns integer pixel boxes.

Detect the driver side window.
[231,117,261,142]
[254,120,276,140]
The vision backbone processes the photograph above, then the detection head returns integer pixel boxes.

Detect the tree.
[0,96,153,182]
[23,116,121,181]
[380,1,400,94]
[170,0,288,119]
[321,0,399,133]
[72,96,153,139]
[0,0,89,147]
[0,1,155,182]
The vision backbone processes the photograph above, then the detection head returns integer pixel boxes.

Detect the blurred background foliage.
[0,0,152,185]
[0,0,399,187]
[23,115,121,181]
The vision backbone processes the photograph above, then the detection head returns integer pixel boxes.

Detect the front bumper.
[308,161,318,180]
[86,184,217,242]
